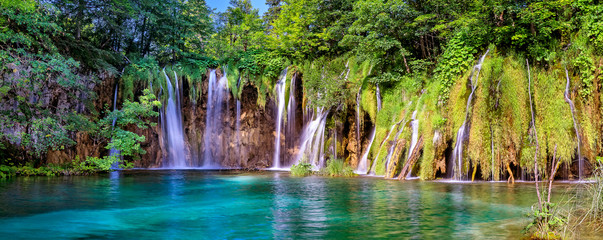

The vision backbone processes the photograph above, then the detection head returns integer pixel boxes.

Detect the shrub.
[290,161,313,177]
[321,159,355,177]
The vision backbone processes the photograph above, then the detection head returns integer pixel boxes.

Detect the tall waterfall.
[356,88,362,161]
[162,70,187,168]
[405,111,419,178]
[564,67,583,180]
[356,85,383,174]
[376,84,382,111]
[109,85,121,169]
[295,109,329,169]
[273,69,288,169]
[286,73,297,150]
[203,69,228,168]
[450,50,489,180]
[236,76,242,166]
[356,127,375,174]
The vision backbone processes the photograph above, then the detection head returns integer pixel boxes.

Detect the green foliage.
[569,36,596,99]
[0,155,120,178]
[342,0,415,71]
[290,160,313,177]
[100,89,159,160]
[73,156,119,173]
[435,33,476,104]
[301,57,350,110]
[575,0,603,54]
[526,66,574,172]
[320,159,355,177]
[524,202,567,239]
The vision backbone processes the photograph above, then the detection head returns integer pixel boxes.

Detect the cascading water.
[383,119,407,173]
[272,69,288,169]
[376,84,382,111]
[162,70,187,168]
[332,128,337,160]
[286,74,297,150]
[405,111,419,178]
[356,88,362,161]
[450,50,489,180]
[236,76,242,166]
[295,109,328,169]
[356,85,383,174]
[369,123,397,175]
[356,128,376,174]
[564,67,583,180]
[109,85,121,169]
[203,69,228,168]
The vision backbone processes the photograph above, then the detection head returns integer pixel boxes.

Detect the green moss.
[522,65,575,175]
[495,55,530,179]
[418,81,441,180]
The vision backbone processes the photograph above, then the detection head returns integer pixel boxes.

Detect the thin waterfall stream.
[109,85,121,169]
[272,69,288,169]
[450,50,490,180]
[236,76,242,167]
[564,67,583,180]
[405,110,420,178]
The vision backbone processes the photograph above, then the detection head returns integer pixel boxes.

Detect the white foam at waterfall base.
[294,109,328,170]
[356,127,376,174]
[161,70,187,168]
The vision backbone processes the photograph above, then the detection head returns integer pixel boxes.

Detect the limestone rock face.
[175,70,278,169]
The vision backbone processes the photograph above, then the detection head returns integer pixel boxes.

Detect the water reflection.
[0,171,578,239]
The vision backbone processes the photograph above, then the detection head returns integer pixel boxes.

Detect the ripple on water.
[0,170,576,239]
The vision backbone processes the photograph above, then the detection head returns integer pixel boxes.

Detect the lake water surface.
[0,171,576,239]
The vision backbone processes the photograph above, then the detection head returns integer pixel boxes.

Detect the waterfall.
[333,128,337,160]
[356,88,362,161]
[109,85,121,170]
[450,50,489,180]
[286,73,297,150]
[383,119,407,174]
[162,70,187,168]
[564,67,583,180]
[356,127,376,174]
[405,111,419,178]
[273,69,288,169]
[356,84,382,174]
[376,83,382,111]
[203,69,228,169]
[295,109,328,169]
[369,123,397,175]
[236,76,242,167]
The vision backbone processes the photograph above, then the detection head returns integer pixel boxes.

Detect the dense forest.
[1,0,603,182]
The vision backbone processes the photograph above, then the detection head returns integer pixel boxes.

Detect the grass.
[320,159,356,177]
[290,161,313,177]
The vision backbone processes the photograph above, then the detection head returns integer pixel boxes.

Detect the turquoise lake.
[0,171,575,239]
